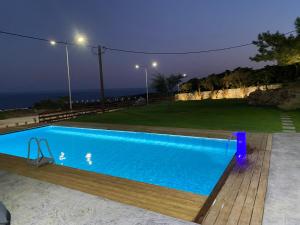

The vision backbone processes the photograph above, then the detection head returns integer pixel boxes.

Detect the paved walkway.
[280,114,296,133]
[0,171,195,225]
[263,133,300,225]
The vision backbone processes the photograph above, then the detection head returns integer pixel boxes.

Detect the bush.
[247,89,291,106]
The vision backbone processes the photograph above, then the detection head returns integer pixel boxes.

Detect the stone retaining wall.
[176,84,282,101]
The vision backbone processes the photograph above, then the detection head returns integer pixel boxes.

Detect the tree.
[202,74,223,91]
[151,73,184,96]
[251,17,300,65]
[180,82,193,92]
[166,74,184,95]
[151,73,168,95]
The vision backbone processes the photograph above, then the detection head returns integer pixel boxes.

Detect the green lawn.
[73,99,283,132]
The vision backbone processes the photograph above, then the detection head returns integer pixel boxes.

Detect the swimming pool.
[0,126,236,196]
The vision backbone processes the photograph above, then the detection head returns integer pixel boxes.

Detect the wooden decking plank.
[237,150,266,225]
[250,135,272,225]
[225,150,262,225]
[0,153,204,221]
[0,159,202,210]
[213,152,259,225]
[202,133,269,225]
[202,152,256,225]
[201,166,242,224]
[0,154,202,207]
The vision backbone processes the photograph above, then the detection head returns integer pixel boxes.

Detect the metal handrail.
[27,137,54,167]
[225,134,235,155]
[27,137,42,162]
[39,138,55,163]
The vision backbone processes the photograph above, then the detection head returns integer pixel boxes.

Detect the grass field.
[73,99,285,132]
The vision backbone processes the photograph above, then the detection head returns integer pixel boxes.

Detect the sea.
[0,88,146,110]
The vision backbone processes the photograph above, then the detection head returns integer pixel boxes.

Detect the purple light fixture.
[233,131,247,165]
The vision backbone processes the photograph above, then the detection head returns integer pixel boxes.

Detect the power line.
[0,30,97,48]
[0,30,65,44]
[103,43,253,55]
[102,30,297,55]
[0,29,297,55]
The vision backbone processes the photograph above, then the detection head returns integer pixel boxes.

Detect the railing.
[27,137,55,167]
[38,97,174,124]
[38,108,102,123]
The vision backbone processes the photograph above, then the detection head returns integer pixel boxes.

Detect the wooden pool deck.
[201,132,272,225]
[0,123,272,224]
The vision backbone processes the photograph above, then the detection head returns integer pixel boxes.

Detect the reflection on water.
[85,152,93,165]
[59,152,66,165]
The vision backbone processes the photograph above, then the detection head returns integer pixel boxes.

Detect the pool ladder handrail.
[225,134,235,155]
[27,137,55,167]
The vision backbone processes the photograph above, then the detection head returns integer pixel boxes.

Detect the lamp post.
[50,34,86,111]
[134,61,158,104]
[65,43,72,110]
[178,73,187,92]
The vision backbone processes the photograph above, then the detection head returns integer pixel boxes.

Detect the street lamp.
[178,73,187,92]
[50,34,87,111]
[134,61,158,104]
[50,40,56,46]
[75,34,87,45]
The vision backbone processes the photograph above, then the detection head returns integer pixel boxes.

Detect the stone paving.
[0,171,195,225]
[280,114,296,133]
[263,133,300,225]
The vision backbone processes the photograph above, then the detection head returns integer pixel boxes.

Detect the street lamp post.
[65,43,72,110]
[144,67,149,104]
[178,73,187,93]
[50,34,86,111]
[135,62,158,104]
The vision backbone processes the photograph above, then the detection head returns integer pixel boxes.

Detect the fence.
[38,97,172,124]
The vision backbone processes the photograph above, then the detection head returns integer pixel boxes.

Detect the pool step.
[27,157,54,167]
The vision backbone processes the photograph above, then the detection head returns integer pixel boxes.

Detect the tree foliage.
[251,17,300,65]
[180,63,300,93]
[151,73,184,96]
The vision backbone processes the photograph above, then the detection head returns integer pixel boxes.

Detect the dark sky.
[1,0,299,93]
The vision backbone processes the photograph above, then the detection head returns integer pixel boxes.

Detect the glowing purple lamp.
[233,131,247,164]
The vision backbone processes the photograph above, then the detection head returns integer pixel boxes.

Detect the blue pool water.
[0,126,236,196]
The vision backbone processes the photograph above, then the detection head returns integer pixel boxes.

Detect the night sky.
[1,0,299,93]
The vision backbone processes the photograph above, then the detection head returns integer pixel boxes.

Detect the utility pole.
[97,45,105,112]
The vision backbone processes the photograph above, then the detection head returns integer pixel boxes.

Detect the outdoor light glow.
[152,61,158,68]
[50,40,56,46]
[233,131,247,165]
[135,64,140,69]
[183,73,187,77]
[75,34,87,45]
